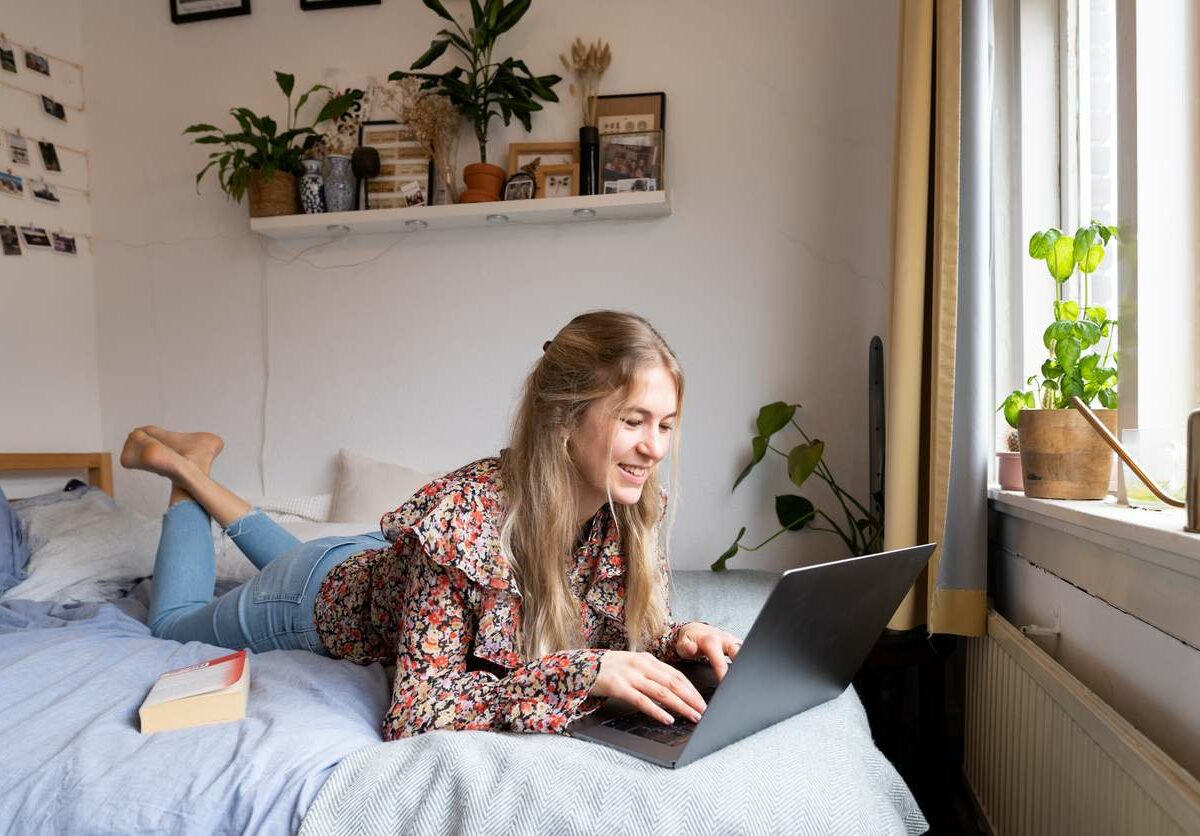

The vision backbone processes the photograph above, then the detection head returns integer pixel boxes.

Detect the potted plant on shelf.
[391,0,561,203]
[185,72,358,218]
[998,220,1120,499]
[996,429,1023,491]
[712,401,883,571]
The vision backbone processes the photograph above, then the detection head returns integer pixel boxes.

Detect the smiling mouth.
[618,464,649,478]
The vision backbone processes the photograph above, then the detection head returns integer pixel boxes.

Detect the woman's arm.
[384,553,605,740]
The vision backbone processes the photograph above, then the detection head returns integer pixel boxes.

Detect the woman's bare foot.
[139,426,224,477]
[119,428,190,480]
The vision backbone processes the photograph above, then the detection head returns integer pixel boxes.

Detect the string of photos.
[0,32,90,257]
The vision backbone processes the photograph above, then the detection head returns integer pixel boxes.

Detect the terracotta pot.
[996,452,1024,491]
[248,170,299,218]
[1017,408,1117,499]
[459,162,506,203]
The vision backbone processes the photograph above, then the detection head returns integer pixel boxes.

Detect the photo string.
[0,32,86,110]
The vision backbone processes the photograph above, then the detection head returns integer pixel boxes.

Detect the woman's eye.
[623,419,643,428]
[660,425,674,433]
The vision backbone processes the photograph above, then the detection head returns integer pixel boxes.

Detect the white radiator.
[964,612,1200,835]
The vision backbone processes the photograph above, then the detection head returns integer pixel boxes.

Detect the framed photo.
[358,120,432,210]
[300,0,379,8]
[536,163,578,199]
[6,131,29,166]
[1,225,20,256]
[599,130,663,191]
[41,95,67,122]
[38,141,61,173]
[0,46,17,74]
[24,50,50,76]
[170,0,251,25]
[507,142,579,176]
[0,171,23,198]
[51,232,77,255]
[503,173,535,201]
[19,225,51,249]
[594,92,665,136]
[29,178,60,205]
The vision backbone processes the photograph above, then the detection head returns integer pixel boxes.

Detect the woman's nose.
[638,430,666,461]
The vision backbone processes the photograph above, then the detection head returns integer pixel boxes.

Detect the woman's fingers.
[618,682,675,726]
[698,634,730,680]
[640,670,705,722]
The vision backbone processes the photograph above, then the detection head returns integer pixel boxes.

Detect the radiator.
[964,612,1200,835]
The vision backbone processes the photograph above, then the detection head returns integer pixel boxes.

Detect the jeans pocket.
[252,538,359,605]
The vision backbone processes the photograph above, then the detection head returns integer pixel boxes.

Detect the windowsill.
[989,487,1200,582]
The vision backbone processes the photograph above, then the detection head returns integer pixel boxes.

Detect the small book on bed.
[139,649,250,734]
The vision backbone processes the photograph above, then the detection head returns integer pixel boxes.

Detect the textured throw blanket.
[299,686,928,836]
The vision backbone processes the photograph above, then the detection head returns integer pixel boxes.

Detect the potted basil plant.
[185,71,358,218]
[391,0,561,203]
[998,220,1119,499]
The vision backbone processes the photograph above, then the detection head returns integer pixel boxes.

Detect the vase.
[323,154,355,213]
[459,162,506,203]
[247,170,298,218]
[1018,408,1117,499]
[299,159,325,214]
[578,125,600,196]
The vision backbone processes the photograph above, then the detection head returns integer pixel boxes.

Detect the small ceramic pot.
[460,162,506,203]
[996,452,1024,491]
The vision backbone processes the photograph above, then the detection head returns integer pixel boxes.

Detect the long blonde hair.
[500,311,684,660]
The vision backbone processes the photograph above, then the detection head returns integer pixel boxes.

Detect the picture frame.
[23,50,50,76]
[6,131,29,166]
[41,95,67,122]
[300,0,379,8]
[0,225,20,256]
[19,225,51,249]
[503,172,535,201]
[507,142,579,176]
[536,163,579,199]
[358,120,433,210]
[594,92,666,136]
[0,171,23,198]
[170,0,251,25]
[599,130,664,192]
[1,46,18,74]
[51,232,77,255]
[38,141,61,173]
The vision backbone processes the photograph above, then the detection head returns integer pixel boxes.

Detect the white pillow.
[328,449,441,523]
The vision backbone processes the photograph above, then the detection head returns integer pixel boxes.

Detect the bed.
[0,452,928,835]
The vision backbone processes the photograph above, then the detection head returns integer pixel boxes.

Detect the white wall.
[0,0,103,496]
[81,0,899,571]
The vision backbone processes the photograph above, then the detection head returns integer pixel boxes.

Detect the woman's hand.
[592,651,707,726]
[673,622,743,682]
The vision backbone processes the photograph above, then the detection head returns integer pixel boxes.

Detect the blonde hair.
[500,310,684,660]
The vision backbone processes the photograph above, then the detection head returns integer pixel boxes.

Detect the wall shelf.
[249,190,671,240]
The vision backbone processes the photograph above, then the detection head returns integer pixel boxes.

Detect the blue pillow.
[0,484,31,595]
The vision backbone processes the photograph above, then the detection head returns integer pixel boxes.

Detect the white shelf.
[249,190,671,240]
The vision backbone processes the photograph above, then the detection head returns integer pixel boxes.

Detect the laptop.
[568,543,936,768]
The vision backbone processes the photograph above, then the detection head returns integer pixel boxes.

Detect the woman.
[121,310,742,741]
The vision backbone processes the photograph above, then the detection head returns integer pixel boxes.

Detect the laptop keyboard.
[600,686,715,746]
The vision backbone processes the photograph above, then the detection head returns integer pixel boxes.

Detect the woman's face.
[569,362,678,522]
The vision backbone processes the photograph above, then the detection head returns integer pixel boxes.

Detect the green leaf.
[710,527,746,572]
[775,495,816,531]
[1056,337,1082,374]
[1023,391,1036,408]
[1098,388,1118,409]
[274,71,295,98]
[756,402,799,438]
[1046,236,1076,282]
[183,122,219,134]
[1043,320,1074,349]
[787,441,825,488]
[411,37,452,70]
[1085,306,1107,324]
[1080,244,1105,273]
[436,27,472,51]
[1029,228,1061,259]
[421,0,457,22]
[468,0,485,27]
[732,436,768,492]
[1060,374,1084,399]
[492,0,531,36]
[1079,354,1100,381]
[1075,320,1101,348]
[1000,391,1024,428]
[1041,379,1059,391]
[1041,358,1061,379]
[313,92,357,125]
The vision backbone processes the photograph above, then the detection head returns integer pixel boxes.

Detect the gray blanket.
[299,571,928,836]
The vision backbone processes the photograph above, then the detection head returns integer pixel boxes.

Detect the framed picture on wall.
[300,0,380,9]
[536,163,579,198]
[358,120,433,210]
[599,130,663,192]
[170,0,252,25]
[506,141,579,176]
[594,92,666,136]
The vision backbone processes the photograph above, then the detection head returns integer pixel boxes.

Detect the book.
[138,649,250,734]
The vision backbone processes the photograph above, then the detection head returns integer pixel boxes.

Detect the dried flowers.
[381,77,461,203]
[559,37,612,128]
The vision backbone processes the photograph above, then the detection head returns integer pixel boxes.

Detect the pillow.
[329,449,441,524]
[0,485,30,595]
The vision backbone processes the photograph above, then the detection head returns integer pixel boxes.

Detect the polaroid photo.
[19,225,51,248]
[0,170,24,198]
[400,180,426,208]
[51,232,77,255]
[0,224,21,256]
[29,178,60,204]
[24,49,50,76]
[38,141,61,173]
[41,95,68,122]
[611,177,658,193]
[600,130,663,189]
[6,131,29,166]
[0,46,17,74]
[503,177,534,201]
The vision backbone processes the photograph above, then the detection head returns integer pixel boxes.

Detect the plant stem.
[738,525,794,552]
[815,510,855,552]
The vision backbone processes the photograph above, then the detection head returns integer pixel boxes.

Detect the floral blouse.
[312,456,683,741]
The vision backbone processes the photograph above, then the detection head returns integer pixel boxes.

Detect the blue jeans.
[147,500,385,654]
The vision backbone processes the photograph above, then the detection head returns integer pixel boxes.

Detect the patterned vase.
[323,154,355,213]
[299,159,325,214]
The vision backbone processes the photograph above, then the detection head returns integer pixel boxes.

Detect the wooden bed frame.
[0,453,113,496]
